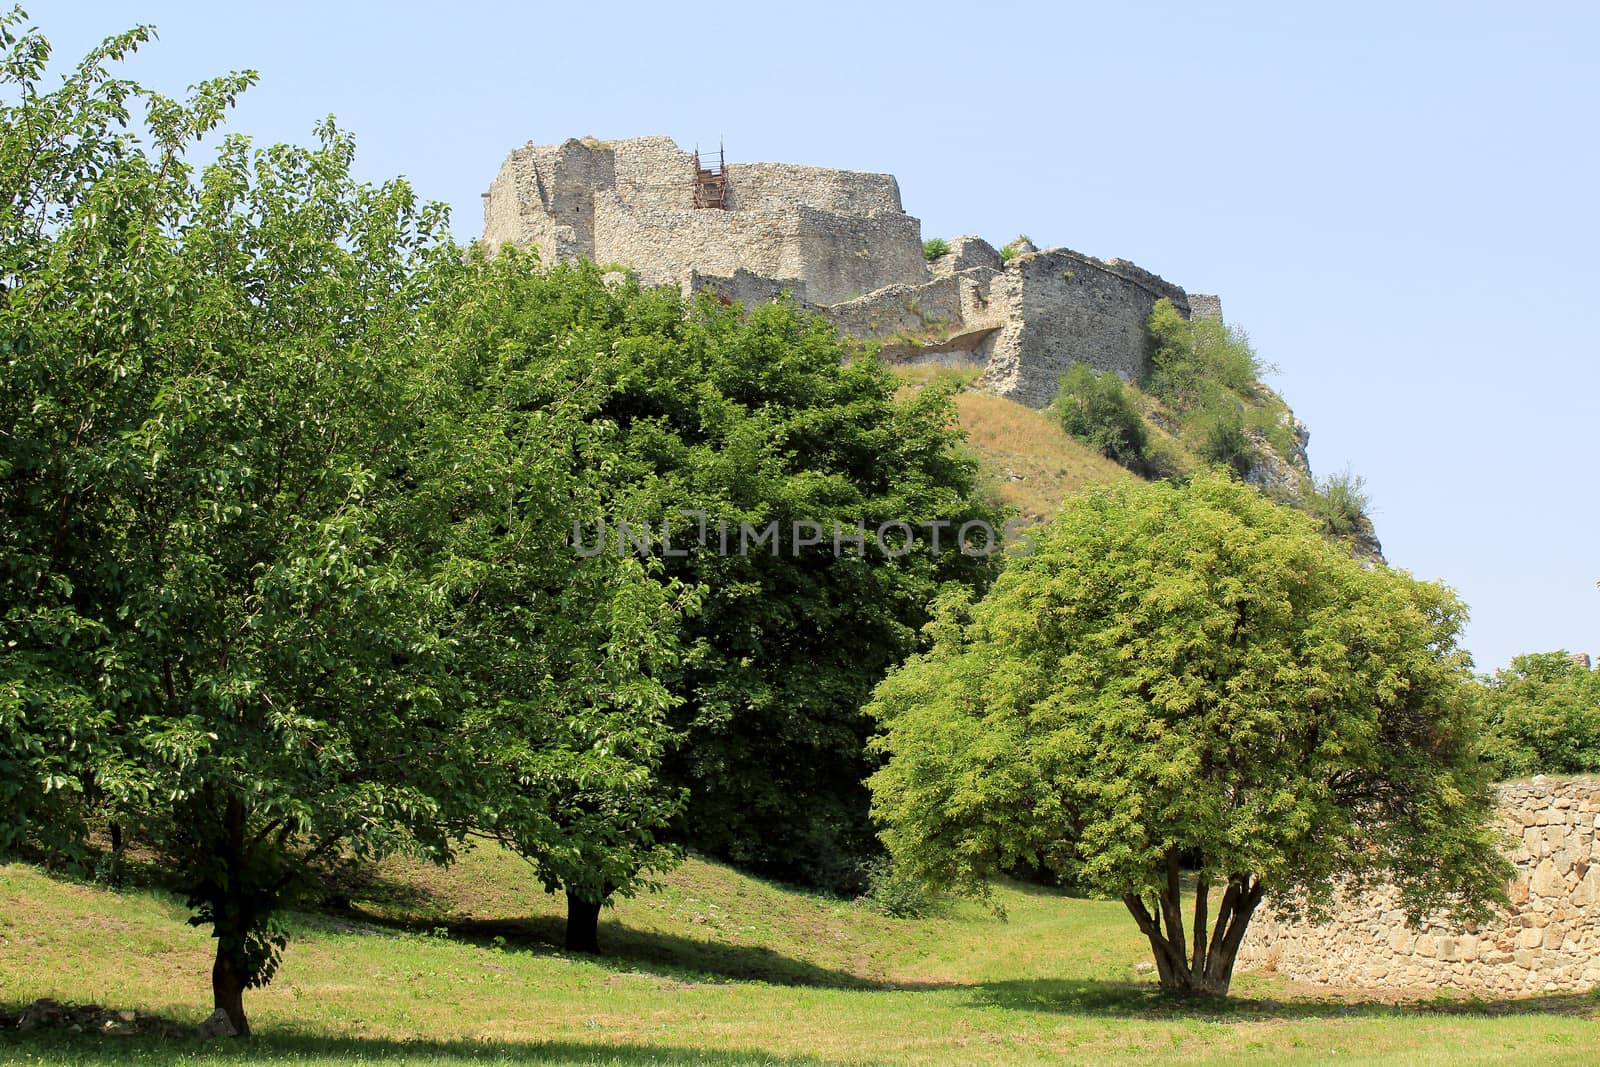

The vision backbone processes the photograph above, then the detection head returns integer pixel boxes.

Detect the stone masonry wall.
[979,249,1192,407]
[482,137,929,305]
[1187,292,1224,322]
[816,243,1206,405]
[1239,780,1600,995]
[481,137,1220,410]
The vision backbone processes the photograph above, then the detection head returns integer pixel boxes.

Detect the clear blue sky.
[45,1,1600,672]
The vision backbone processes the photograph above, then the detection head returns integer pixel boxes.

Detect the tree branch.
[1159,847,1188,972]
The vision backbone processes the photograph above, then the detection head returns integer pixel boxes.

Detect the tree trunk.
[1124,869,1264,996]
[206,792,256,1037]
[211,934,251,1037]
[565,891,603,954]
[108,822,124,889]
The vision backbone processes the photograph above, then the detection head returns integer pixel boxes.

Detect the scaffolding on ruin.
[692,143,729,209]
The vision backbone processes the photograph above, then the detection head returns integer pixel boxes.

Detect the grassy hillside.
[3,849,1596,1066]
[894,366,1130,521]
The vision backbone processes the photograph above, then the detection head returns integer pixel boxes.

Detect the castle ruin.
[481,136,1221,408]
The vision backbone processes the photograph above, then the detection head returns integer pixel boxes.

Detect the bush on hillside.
[1307,468,1372,539]
[1146,298,1261,411]
[1054,364,1150,473]
[1189,401,1255,479]
[856,857,941,919]
[1244,401,1304,465]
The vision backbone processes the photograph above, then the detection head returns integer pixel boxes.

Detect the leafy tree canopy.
[0,12,681,1028]
[414,249,696,952]
[868,473,1508,994]
[575,282,1008,892]
[1476,652,1600,779]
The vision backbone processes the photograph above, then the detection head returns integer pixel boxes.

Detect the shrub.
[1308,468,1371,538]
[1189,402,1255,479]
[998,234,1033,263]
[1139,433,1191,482]
[855,857,939,919]
[1242,401,1300,463]
[1146,298,1262,411]
[1196,319,1261,394]
[922,237,951,261]
[1055,364,1149,472]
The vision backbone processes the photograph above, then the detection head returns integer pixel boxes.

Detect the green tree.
[416,249,694,954]
[1054,363,1149,472]
[1476,652,1600,778]
[578,284,1006,892]
[0,10,176,862]
[868,474,1508,995]
[0,16,554,1034]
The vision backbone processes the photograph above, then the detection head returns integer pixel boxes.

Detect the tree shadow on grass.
[0,1028,840,1065]
[343,909,892,992]
[967,977,1600,1022]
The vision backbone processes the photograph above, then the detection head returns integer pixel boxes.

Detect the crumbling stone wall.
[685,267,808,307]
[979,249,1192,406]
[825,267,1007,362]
[1187,292,1223,322]
[826,244,1207,407]
[482,137,928,305]
[930,236,1003,276]
[1239,780,1600,995]
[481,137,1227,409]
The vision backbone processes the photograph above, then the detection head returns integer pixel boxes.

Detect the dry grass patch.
[952,392,1131,520]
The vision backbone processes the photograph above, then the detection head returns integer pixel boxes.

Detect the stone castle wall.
[1239,780,1600,995]
[482,137,928,305]
[828,245,1209,404]
[481,135,1224,408]
[983,249,1192,407]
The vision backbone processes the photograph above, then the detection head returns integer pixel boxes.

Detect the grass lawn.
[1,845,1596,1065]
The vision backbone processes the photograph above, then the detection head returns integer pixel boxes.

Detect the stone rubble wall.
[1187,292,1224,322]
[826,272,982,339]
[930,236,1003,277]
[824,267,1007,363]
[980,249,1192,406]
[819,242,1206,406]
[1238,780,1600,995]
[727,162,907,216]
[685,268,809,307]
[482,137,929,305]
